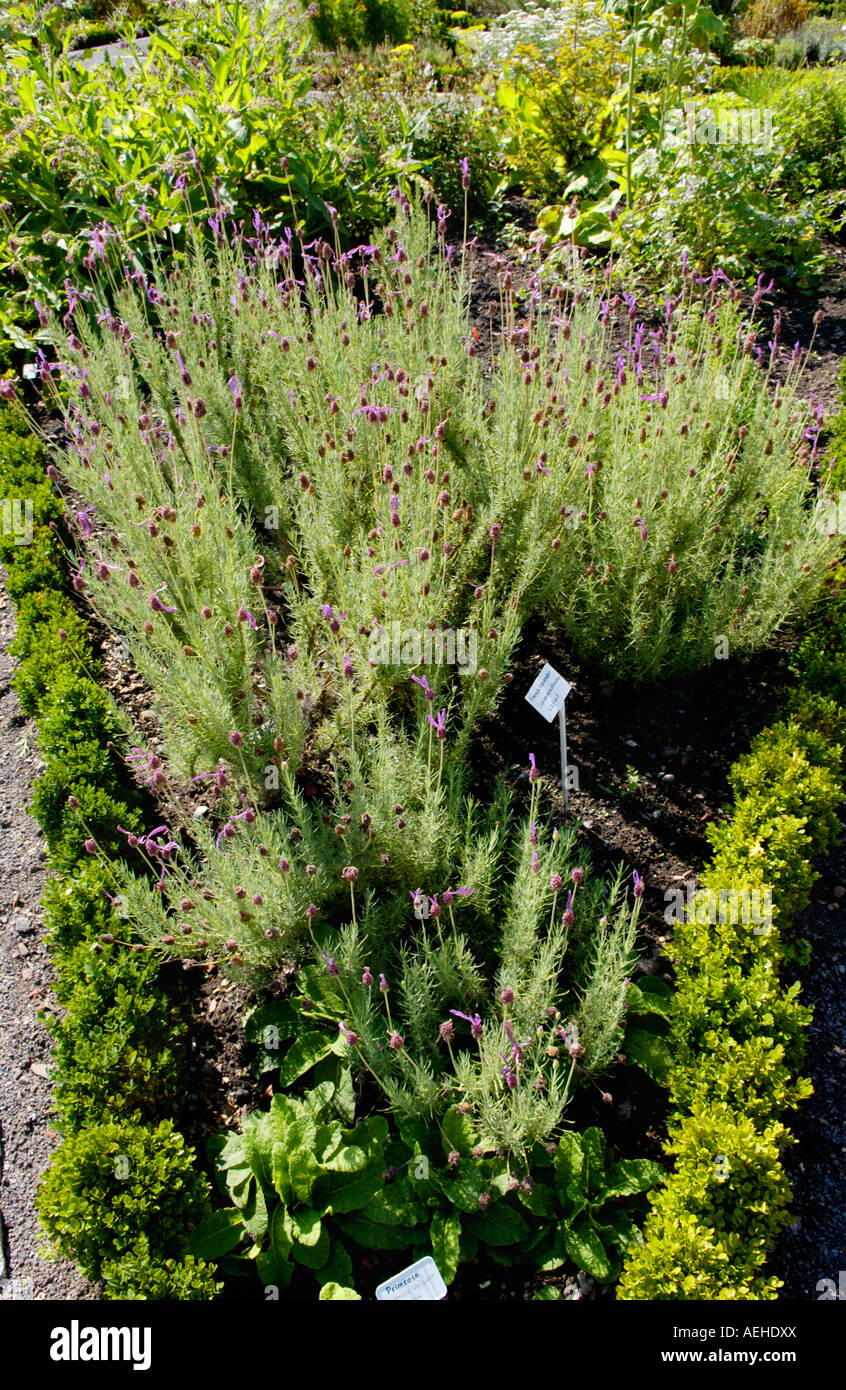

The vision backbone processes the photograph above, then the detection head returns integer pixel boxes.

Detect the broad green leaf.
[320,1162,384,1216]
[624,1026,673,1086]
[441,1107,475,1158]
[625,978,673,1020]
[244,999,297,1068]
[208,1131,253,1206]
[430,1211,461,1285]
[333,1213,417,1252]
[432,1161,486,1214]
[518,1180,558,1219]
[302,1079,336,1116]
[466,1203,530,1247]
[581,1128,607,1196]
[188,1208,245,1260]
[315,1239,354,1289]
[278,1031,336,1086]
[256,1246,294,1291]
[561,1219,613,1282]
[270,1203,292,1260]
[595,1210,640,1254]
[322,1143,367,1174]
[241,1181,269,1242]
[553,1131,584,1201]
[289,1146,322,1204]
[331,1064,356,1125]
[603,1159,666,1199]
[534,1285,563,1300]
[363,1177,427,1227]
[272,1142,293,1206]
[459,1228,478,1262]
[288,1207,324,1247]
[319,1283,361,1300]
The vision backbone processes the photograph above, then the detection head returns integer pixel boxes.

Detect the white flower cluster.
[466,0,616,74]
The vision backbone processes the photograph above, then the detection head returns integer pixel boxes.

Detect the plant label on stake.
[375,1256,447,1301]
[525,663,573,811]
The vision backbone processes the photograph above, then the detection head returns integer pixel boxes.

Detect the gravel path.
[0,575,92,1300]
[773,839,846,1300]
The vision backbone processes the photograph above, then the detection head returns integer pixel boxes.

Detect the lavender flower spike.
[427,707,447,740]
[451,1009,483,1039]
[411,672,434,701]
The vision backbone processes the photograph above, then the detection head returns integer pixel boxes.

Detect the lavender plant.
[34,195,831,743]
[228,776,643,1159]
[16,189,834,1158]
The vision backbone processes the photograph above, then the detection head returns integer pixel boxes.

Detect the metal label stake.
[525,662,573,812]
[559,699,569,813]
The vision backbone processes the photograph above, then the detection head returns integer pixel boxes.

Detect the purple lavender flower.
[411,672,434,702]
[149,585,176,614]
[632,869,645,898]
[427,707,447,740]
[75,506,95,537]
[191,764,228,789]
[451,1009,483,1040]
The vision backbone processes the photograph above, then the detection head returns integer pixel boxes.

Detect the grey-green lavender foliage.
[27,194,833,1155]
[289,797,643,1159]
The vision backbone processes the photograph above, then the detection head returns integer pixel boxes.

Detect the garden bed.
[2,0,846,1316]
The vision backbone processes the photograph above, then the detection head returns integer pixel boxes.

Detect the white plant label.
[375,1256,447,1302]
[525,663,571,723]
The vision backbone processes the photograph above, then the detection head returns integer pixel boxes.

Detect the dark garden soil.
[2,232,846,1300]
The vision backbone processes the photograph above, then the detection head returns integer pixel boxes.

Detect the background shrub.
[739,0,813,39]
[101,1239,223,1301]
[36,1119,210,1281]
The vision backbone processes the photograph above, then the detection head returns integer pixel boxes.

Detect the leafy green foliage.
[529,1126,665,1281]
[208,1088,663,1293]
[619,697,844,1299]
[493,6,625,202]
[45,940,186,1132]
[0,400,211,1292]
[206,1082,391,1294]
[101,1238,223,1301]
[613,136,825,287]
[36,1119,211,1281]
[0,1,425,345]
[303,0,442,49]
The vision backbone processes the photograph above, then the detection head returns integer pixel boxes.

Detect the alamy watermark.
[369,621,477,675]
[664,881,773,934]
[664,102,774,150]
[817,1272,846,1300]
[0,497,33,545]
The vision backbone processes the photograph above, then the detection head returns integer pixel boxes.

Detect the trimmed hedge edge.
[0,404,221,1300]
[618,682,845,1295]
